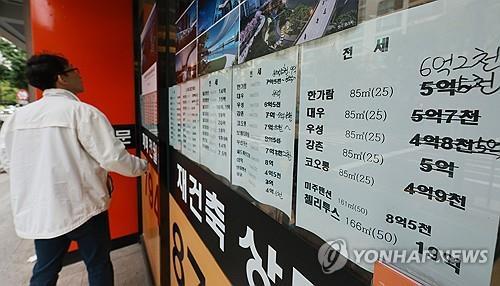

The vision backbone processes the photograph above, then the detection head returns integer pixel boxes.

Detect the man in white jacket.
[0,54,147,286]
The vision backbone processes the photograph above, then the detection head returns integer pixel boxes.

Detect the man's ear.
[55,74,66,88]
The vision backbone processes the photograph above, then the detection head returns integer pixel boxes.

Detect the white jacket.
[0,88,146,239]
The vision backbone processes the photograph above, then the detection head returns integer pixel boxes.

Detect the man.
[0,54,147,286]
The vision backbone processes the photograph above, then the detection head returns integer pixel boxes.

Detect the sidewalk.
[0,173,152,285]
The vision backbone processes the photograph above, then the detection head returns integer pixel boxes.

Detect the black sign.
[113,124,136,149]
[170,150,369,286]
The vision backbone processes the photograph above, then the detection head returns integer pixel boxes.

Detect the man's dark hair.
[25,54,69,90]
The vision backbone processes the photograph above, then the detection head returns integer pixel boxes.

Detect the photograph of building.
[176,40,198,83]
[324,0,358,35]
[198,0,240,34]
[239,0,315,63]
[141,4,158,73]
[176,1,198,51]
[294,0,358,45]
[198,8,240,76]
[239,0,358,63]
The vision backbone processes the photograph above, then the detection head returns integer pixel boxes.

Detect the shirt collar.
[42,88,81,102]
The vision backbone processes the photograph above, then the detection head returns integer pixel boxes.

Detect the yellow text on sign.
[141,153,160,286]
[169,193,231,286]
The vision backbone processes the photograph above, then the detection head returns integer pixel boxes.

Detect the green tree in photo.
[288,5,311,35]
[0,37,27,104]
[0,81,16,103]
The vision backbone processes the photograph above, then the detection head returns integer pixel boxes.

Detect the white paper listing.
[181,79,200,163]
[199,69,232,181]
[141,63,158,136]
[231,47,299,218]
[169,85,182,150]
[296,1,500,286]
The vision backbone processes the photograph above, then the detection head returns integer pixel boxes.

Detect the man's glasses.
[60,67,79,75]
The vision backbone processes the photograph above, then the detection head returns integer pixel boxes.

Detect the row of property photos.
[175,0,358,83]
[170,1,500,286]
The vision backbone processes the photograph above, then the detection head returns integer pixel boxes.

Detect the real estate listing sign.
[181,79,201,163]
[199,68,233,181]
[296,1,500,285]
[169,84,182,150]
[231,47,299,218]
